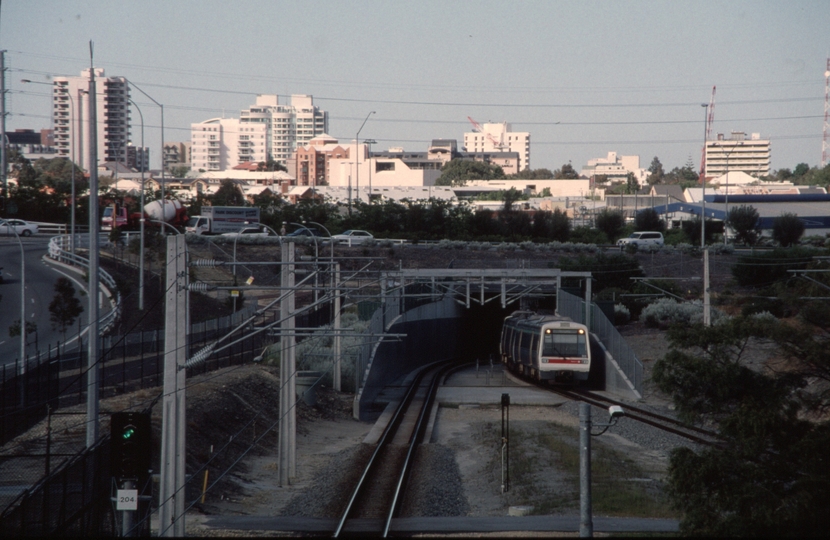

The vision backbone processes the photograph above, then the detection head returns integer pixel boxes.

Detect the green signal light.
[122,427,136,440]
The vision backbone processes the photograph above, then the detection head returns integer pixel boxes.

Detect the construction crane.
[467,116,507,150]
[699,85,716,181]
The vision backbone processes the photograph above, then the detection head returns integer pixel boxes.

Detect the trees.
[595,209,626,242]
[435,159,505,186]
[647,156,665,185]
[210,179,246,206]
[652,316,830,537]
[553,163,580,179]
[48,277,84,339]
[507,167,554,179]
[634,208,664,232]
[772,213,805,247]
[727,205,760,245]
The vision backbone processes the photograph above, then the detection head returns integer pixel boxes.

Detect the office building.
[705,132,771,178]
[463,122,530,171]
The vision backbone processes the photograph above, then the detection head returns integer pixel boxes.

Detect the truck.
[185,206,260,235]
[102,200,189,231]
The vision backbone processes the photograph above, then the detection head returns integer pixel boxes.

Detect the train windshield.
[542,330,587,357]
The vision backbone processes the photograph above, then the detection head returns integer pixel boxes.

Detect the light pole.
[364,138,376,202]
[355,111,375,205]
[700,103,708,248]
[21,79,85,253]
[717,142,742,245]
[109,139,124,194]
[129,82,165,201]
[130,98,147,310]
[346,162,354,216]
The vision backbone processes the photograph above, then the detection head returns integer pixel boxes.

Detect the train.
[499,310,591,384]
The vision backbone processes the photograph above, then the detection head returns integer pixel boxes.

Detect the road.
[0,236,89,367]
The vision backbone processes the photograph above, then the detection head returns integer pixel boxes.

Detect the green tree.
[507,168,555,179]
[727,205,760,246]
[652,316,830,537]
[634,208,664,232]
[48,277,84,339]
[501,187,523,213]
[647,156,665,185]
[553,163,580,179]
[257,159,287,173]
[681,217,717,245]
[595,209,626,242]
[772,213,805,247]
[169,165,190,178]
[209,179,246,206]
[435,159,505,186]
[625,172,640,194]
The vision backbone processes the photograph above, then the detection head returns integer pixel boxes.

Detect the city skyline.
[4,1,829,174]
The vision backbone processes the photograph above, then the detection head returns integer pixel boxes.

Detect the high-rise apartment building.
[463,122,530,171]
[190,118,267,172]
[705,132,770,178]
[190,94,327,172]
[239,94,328,164]
[163,142,191,172]
[52,68,130,171]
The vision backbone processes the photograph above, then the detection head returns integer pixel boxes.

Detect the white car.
[0,219,38,237]
[221,226,270,238]
[617,231,664,249]
[332,230,374,246]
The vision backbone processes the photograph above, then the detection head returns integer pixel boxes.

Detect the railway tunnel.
[353,269,640,420]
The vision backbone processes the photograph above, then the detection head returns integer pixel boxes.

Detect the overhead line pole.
[86,41,101,447]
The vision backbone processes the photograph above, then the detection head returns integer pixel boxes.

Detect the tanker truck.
[106,199,189,231]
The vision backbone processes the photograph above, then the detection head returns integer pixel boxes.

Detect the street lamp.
[128,82,165,202]
[355,111,375,205]
[700,103,708,248]
[21,79,85,254]
[717,142,743,245]
[130,98,147,310]
[363,139,376,202]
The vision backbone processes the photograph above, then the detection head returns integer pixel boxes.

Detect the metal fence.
[557,288,643,394]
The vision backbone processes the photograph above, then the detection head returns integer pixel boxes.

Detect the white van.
[617,231,664,249]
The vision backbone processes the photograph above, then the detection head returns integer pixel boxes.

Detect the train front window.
[542,330,587,357]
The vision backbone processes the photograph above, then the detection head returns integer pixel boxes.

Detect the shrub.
[640,298,723,328]
[614,303,631,325]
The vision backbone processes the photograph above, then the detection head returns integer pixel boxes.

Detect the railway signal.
[111,412,152,480]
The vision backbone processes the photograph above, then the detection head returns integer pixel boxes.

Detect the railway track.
[333,360,458,538]
[551,387,721,447]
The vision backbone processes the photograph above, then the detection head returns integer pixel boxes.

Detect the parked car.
[616,231,664,249]
[0,219,38,237]
[332,230,374,246]
[285,227,323,238]
[221,226,270,238]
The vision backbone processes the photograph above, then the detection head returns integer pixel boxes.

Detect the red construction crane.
[699,86,716,181]
[467,116,507,150]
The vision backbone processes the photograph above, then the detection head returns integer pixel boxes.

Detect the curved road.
[0,236,89,368]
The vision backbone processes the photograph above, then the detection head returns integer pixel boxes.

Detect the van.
[617,231,664,249]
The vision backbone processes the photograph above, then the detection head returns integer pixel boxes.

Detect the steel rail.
[333,360,451,537]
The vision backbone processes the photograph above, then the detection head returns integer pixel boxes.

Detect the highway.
[0,236,89,368]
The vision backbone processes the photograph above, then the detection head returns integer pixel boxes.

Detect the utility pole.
[86,42,101,448]
[279,241,297,485]
[1,50,7,217]
[159,234,187,536]
[333,263,341,392]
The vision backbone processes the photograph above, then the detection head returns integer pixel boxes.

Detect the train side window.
[530,333,539,357]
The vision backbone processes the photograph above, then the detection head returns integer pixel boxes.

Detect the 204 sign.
[116,489,138,511]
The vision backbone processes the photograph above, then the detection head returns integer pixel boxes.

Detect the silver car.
[331,230,374,246]
[617,231,664,249]
[0,219,39,237]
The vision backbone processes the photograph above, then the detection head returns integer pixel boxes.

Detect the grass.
[476,416,678,519]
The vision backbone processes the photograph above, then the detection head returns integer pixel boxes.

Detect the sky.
[2,0,829,173]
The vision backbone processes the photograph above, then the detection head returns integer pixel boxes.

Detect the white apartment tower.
[705,132,771,178]
[463,122,530,171]
[52,68,130,171]
[239,94,328,163]
[190,118,267,172]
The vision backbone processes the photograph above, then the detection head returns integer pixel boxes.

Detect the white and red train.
[499,311,591,384]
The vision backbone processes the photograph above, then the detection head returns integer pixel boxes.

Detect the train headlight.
[578,329,585,335]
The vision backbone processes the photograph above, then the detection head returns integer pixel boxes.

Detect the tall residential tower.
[52,68,130,171]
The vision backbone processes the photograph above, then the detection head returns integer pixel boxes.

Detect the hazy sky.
[3,0,829,173]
